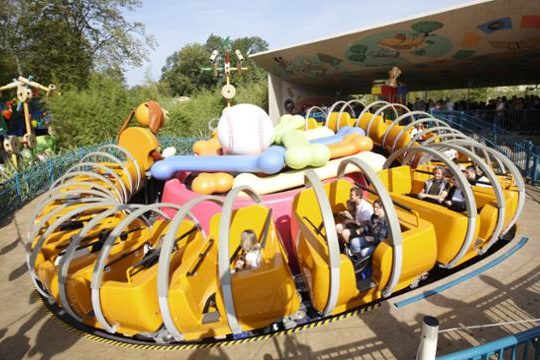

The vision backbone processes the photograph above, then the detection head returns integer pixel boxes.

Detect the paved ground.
[0,186,538,360]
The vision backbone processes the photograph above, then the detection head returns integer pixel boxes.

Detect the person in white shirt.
[410,124,424,142]
[233,230,262,272]
[336,187,374,243]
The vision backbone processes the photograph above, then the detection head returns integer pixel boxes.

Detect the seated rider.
[336,187,374,243]
[233,230,262,273]
[335,199,356,228]
[410,124,424,142]
[347,200,388,257]
[417,166,449,204]
[464,165,490,187]
[443,176,466,212]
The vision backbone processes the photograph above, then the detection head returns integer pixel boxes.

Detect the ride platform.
[0,186,538,359]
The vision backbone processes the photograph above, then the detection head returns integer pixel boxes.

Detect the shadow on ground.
[259,263,539,359]
[0,307,81,360]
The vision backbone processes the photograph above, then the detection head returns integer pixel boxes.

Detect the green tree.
[0,0,155,87]
[160,43,216,96]
[160,34,269,96]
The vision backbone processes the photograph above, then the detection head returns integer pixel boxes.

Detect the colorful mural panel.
[346,21,452,67]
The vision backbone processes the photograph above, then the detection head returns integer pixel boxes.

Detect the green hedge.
[46,73,268,149]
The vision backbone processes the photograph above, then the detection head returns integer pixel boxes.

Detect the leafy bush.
[160,88,223,138]
[160,79,268,138]
[45,72,268,148]
[45,73,160,148]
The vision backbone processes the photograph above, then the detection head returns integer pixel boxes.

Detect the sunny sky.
[123,0,477,86]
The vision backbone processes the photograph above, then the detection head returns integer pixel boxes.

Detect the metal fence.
[0,137,196,219]
[436,326,540,360]
[463,109,540,134]
[432,110,540,185]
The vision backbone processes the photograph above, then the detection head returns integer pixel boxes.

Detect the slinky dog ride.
[26,100,524,346]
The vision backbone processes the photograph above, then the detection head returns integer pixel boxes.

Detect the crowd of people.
[409,94,540,113]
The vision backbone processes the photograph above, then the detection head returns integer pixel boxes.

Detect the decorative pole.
[202,36,248,108]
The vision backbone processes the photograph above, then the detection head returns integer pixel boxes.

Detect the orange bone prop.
[327,133,373,159]
[191,172,234,195]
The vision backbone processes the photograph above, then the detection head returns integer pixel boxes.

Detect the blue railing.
[462,109,540,134]
[0,137,196,219]
[432,110,540,184]
[437,326,540,360]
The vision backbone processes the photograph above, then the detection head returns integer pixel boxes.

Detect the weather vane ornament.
[203,36,248,107]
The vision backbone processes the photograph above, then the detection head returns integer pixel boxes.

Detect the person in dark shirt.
[443,176,466,212]
[348,200,389,257]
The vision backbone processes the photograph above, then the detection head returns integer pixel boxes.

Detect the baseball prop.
[327,133,374,159]
[273,114,305,144]
[217,104,274,155]
[311,126,366,145]
[233,151,386,195]
[151,146,286,180]
[281,130,330,170]
[192,172,234,195]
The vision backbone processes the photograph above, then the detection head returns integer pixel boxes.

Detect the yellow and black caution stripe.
[36,291,381,350]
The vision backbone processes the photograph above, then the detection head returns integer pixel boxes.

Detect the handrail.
[128,226,199,277]
[259,208,274,249]
[187,239,215,277]
[437,326,540,360]
[27,201,118,300]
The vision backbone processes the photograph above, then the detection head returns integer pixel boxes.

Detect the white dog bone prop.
[233,151,386,195]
